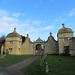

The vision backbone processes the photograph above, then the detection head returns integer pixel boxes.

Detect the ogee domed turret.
[58,24,73,33]
[7,28,21,39]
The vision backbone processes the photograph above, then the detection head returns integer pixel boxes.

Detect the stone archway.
[36,44,41,55]
[33,37,45,55]
[35,44,44,55]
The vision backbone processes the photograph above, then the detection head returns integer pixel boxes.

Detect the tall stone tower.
[57,24,73,54]
[5,28,22,55]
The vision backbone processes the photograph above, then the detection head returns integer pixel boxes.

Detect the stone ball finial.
[38,37,40,39]
[27,34,29,38]
[62,23,65,28]
[14,28,16,32]
[50,32,52,36]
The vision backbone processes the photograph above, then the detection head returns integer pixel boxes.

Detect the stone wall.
[58,33,73,54]
[5,37,22,55]
[69,37,75,56]
[45,33,58,54]
[21,37,34,55]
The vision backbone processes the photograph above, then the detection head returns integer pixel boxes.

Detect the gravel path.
[0,56,37,75]
[0,55,6,58]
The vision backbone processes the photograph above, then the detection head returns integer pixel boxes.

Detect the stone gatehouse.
[1,24,75,56]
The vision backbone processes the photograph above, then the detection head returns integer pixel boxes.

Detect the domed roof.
[58,24,73,33]
[7,28,22,39]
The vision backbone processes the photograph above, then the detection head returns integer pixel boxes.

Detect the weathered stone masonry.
[1,24,75,56]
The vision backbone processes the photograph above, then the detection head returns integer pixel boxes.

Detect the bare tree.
[0,35,6,54]
[0,36,6,45]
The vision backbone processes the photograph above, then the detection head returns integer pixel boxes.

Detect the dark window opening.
[9,48,12,52]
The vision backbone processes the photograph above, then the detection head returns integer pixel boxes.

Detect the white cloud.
[32,20,41,25]
[43,26,53,30]
[54,33,57,40]
[23,19,31,24]
[0,17,18,34]
[12,12,25,17]
[0,9,9,16]
[69,8,75,17]
[0,9,40,40]
[0,16,15,22]
[55,18,66,23]
[0,9,53,41]
[60,18,66,22]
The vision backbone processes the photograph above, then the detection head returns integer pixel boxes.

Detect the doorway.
[36,44,44,55]
[64,46,69,55]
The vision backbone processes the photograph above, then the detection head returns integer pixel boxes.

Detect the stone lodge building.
[1,24,75,56]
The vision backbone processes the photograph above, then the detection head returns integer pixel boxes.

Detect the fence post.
[40,58,42,66]
[46,62,49,73]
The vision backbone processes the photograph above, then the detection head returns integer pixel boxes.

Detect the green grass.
[0,55,33,66]
[22,55,75,75]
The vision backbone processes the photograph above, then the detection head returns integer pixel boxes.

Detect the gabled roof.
[35,37,43,43]
[46,32,58,43]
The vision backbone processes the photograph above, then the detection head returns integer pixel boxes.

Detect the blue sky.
[0,0,75,41]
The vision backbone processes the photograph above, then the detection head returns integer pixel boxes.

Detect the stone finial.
[27,34,29,38]
[14,28,16,32]
[38,37,40,39]
[62,23,65,28]
[50,32,52,36]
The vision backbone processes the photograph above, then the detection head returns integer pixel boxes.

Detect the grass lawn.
[22,55,75,75]
[0,55,33,66]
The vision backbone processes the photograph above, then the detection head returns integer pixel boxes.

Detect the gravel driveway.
[0,56,37,75]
